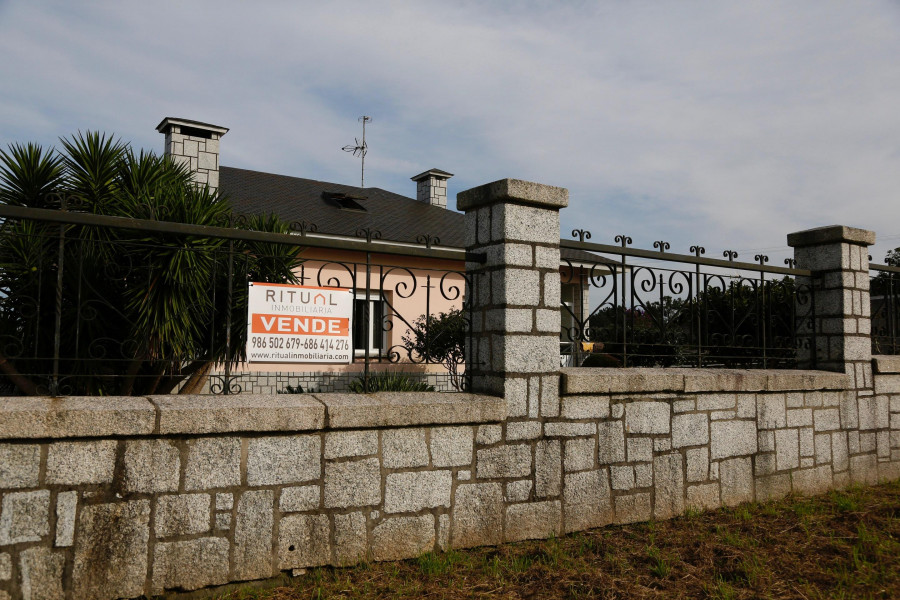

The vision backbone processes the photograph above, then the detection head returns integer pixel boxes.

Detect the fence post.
[458,179,568,418]
[787,225,875,389]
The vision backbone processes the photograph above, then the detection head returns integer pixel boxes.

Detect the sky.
[2,0,900,266]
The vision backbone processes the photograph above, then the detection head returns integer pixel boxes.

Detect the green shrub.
[402,309,466,391]
[278,384,317,394]
[581,353,622,367]
[348,372,435,393]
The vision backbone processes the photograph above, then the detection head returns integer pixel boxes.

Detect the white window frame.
[354,291,388,357]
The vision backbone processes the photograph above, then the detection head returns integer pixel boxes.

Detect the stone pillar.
[156,117,229,193]
[458,179,568,418]
[787,225,875,389]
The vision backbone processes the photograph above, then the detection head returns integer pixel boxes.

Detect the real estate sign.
[247,282,353,363]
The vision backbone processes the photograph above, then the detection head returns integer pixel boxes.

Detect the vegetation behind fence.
[559,231,817,368]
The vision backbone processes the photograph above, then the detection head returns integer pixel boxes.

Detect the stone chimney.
[156,117,229,193]
[411,168,453,208]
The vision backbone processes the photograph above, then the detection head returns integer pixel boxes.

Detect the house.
[156,117,600,391]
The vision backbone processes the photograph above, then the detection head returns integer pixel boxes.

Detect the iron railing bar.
[616,236,630,366]
[51,220,65,395]
[223,240,234,395]
[760,273,767,368]
[4,227,476,277]
[561,239,811,276]
[810,285,818,369]
[0,204,478,262]
[208,255,218,365]
[364,251,372,392]
[892,275,898,353]
[870,264,900,274]
[34,242,43,361]
[74,239,84,359]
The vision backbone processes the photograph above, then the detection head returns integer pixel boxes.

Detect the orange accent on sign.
[251,314,350,336]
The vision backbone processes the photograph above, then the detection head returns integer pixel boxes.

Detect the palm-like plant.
[0,132,301,395]
[0,142,64,208]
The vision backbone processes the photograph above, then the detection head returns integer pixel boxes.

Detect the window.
[323,192,367,212]
[354,292,387,356]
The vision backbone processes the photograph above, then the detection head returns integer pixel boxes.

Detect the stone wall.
[195,371,457,394]
[0,393,503,599]
[872,356,900,466]
[1,365,898,599]
[193,365,456,395]
[559,367,900,519]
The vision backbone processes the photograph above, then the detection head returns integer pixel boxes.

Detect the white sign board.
[246,282,353,363]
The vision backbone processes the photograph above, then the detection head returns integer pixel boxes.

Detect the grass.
[646,545,672,578]
[216,480,900,599]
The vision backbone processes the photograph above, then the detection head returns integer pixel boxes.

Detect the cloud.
[2,0,900,262]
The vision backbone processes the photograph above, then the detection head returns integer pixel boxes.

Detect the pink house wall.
[243,248,466,375]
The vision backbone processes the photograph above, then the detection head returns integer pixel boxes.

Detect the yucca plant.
[0,131,301,395]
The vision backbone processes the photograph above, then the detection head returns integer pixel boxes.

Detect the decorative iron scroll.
[560,233,815,369]
[871,268,900,355]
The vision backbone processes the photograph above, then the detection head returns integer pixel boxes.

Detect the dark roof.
[221,166,465,246]
[220,165,613,265]
[560,247,615,265]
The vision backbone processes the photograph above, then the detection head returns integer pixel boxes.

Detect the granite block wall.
[193,371,456,394]
[1,366,898,599]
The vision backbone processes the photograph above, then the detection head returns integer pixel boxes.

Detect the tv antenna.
[342,115,371,188]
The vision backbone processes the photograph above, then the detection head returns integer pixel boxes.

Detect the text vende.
[251,314,349,336]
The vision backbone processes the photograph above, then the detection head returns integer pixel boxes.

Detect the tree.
[871,248,900,296]
[0,132,302,395]
[401,308,467,391]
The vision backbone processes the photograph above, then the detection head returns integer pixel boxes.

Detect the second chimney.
[156,117,229,193]
[411,168,453,208]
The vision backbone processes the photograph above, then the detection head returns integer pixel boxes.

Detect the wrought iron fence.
[0,202,473,396]
[870,263,900,355]
[559,231,816,368]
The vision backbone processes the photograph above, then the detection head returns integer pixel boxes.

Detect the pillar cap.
[787,225,875,248]
[457,178,568,211]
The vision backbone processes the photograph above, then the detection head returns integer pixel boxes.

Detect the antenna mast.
[342,115,371,188]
